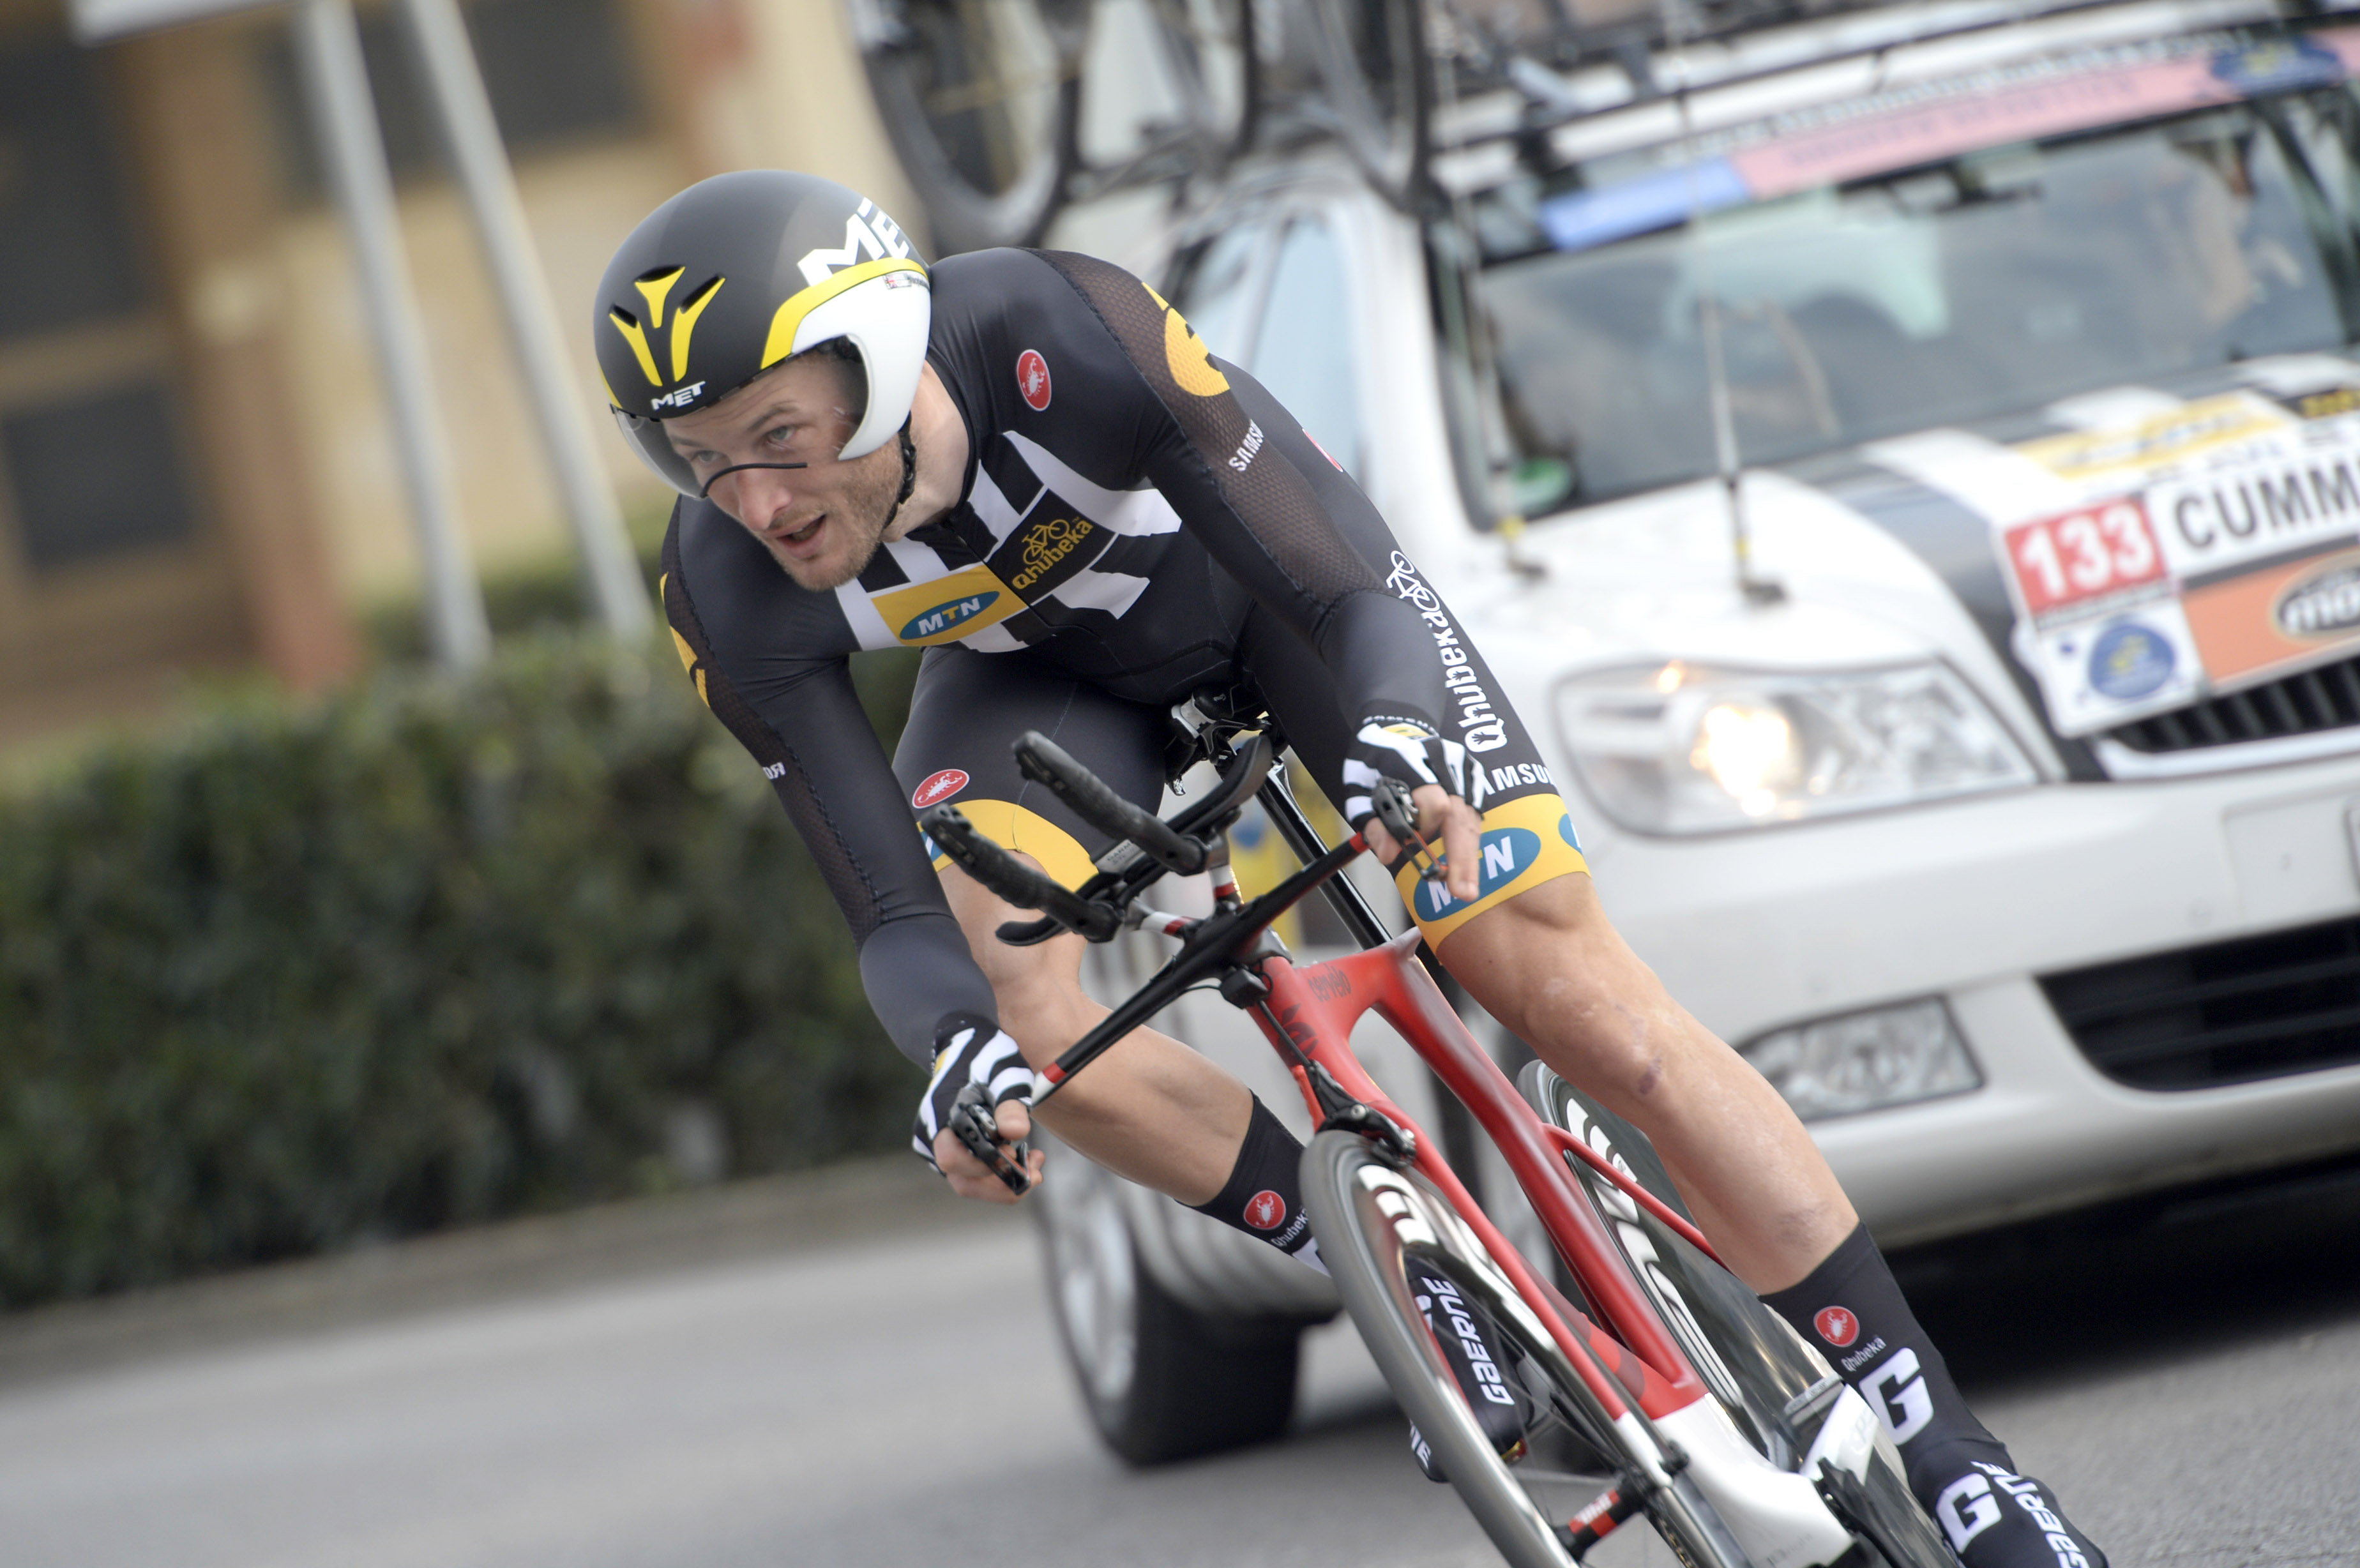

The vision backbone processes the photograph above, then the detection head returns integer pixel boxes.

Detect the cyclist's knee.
[1439,877,1692,1098]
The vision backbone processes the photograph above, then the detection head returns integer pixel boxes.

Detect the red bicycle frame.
[1247,928,1721,1428]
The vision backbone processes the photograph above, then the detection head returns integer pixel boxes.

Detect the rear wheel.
[1306,0,1433,211]
[1519,1064,1960,1567]
[1144,0,1259,169]
[1036,1143,1301,1463]
[1300,1128,1746,1568]
[856,0,1087,253]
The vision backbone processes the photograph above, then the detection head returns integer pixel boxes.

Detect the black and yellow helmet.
[593,170,930,494]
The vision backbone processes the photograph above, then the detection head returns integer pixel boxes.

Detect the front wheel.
[1299,1129,1746,1568]
[1521,1064,1961,1568]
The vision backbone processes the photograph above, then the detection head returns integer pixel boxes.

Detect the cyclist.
[599,171,2105,1568]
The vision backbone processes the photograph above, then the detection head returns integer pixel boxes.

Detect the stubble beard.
[760,442,907,592]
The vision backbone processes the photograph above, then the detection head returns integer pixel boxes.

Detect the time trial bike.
[921,705,1958,1568]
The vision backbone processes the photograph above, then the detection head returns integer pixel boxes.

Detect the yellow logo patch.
[1144,283,1228,398]
[870,565,1026,646]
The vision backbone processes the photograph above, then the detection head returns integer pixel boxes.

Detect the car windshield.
[1471,60,2360,513]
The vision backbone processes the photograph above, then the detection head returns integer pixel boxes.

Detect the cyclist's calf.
[937,859,1252,1207]
[1437,872,1857,1292]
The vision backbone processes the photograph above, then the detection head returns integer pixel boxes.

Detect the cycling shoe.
[1406,1272,1531,1484]
[1928,1456,2108,1568]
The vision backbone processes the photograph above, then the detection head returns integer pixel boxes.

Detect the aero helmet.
[593,171,930,495]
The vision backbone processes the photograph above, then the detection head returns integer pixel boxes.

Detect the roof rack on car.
[1429,0,2315,160]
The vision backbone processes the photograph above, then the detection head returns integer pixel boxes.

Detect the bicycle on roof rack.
[921,704,1958,1567]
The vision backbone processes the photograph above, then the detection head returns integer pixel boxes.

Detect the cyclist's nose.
[717,464,799,527]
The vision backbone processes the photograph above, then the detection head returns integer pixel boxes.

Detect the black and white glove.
[911,1015,1033,1173]
[1340,716,1468,830]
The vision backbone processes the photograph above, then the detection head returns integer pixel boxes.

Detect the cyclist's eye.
[760,424,797,451]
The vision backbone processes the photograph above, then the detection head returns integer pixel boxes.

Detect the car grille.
[2042,916,2360,1090]
[2105,653,2360,753]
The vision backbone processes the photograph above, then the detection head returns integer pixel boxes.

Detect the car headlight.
[1552,661,2034,834]
[1741,999,1981,1121]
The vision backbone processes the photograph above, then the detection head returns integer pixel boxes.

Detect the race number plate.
[1996,393,2360,736]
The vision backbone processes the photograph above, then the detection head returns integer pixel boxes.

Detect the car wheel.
[1036,1145,1303,1464]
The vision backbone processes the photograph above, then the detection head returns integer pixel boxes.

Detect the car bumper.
[1583,750,2360,1244]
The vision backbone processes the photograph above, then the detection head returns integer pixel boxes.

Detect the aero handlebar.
[1014,732,1207,876]
[920,804,1124,941]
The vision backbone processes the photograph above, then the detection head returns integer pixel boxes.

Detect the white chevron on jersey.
[833,580,898,651]
[1052,564,1153,617]
[1002,432,1183,536]
[967,460,1041,545]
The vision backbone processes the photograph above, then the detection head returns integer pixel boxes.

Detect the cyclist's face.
[665,356,904,591]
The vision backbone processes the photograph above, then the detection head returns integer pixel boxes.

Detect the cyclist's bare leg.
[929,856,1254,1206]
[1433,870,1857,1294]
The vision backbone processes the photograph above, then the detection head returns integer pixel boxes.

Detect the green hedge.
[0,633,922,1309]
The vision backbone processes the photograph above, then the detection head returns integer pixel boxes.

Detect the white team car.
[1034,0,2360,1461]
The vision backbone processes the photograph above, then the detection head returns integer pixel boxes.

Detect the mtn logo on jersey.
[1412,826,1542,923]
[1244,1190,1287,1230]
[912,769,969,809]
[901,592,999,641]
[868,566,1026,647]
[1394,792,1589,944]
[1017,349,1052,411]
[1815,1306,1861,1347]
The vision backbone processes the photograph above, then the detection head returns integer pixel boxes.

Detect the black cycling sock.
[1189,1096,1326,1274]
[1765,1225,2107,1568]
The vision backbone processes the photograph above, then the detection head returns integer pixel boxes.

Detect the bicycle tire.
[1519,1066,1961,1568]
[1143,0,1259,170]
[1300,1129,1748,1568]
[855,0,1086,254]
[1306,0,1433,212]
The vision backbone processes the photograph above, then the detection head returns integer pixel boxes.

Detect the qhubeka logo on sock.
[1814,1305,1861,1346]
[1244,1190,1287,1230]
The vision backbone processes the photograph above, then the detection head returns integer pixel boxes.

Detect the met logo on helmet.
[649,381,706,410]
[797,200,913,288]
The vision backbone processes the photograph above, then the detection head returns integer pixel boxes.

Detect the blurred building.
[0,0,914,746]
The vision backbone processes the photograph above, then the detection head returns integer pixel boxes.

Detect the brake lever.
[950,1082,1032,1196]
[1372,778,1447,885]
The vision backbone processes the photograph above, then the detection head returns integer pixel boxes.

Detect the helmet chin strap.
[886,420,918,527]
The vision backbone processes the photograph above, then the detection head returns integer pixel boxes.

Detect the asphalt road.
[3,1157,2357,1568]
